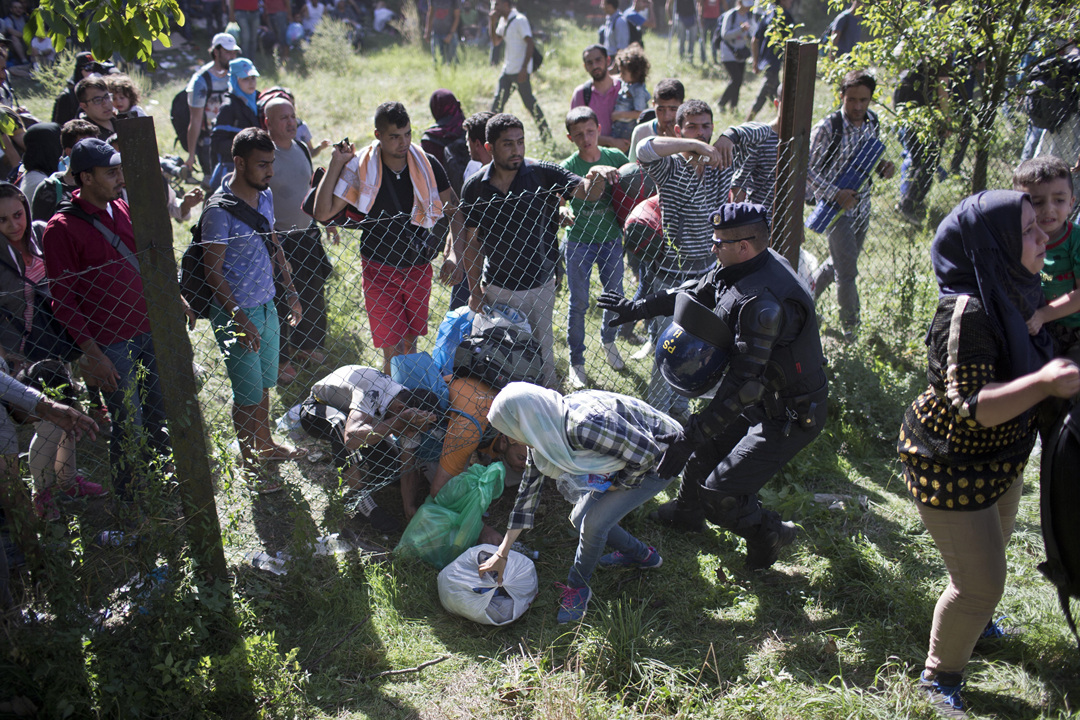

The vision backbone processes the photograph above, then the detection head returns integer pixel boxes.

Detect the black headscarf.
[21,122,61,175]
[931,189,1054,378]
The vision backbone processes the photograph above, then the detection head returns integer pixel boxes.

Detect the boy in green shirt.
[560,106,630,387]
[1016,155,1080,360]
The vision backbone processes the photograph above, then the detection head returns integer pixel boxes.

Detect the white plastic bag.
[437,544,538,626]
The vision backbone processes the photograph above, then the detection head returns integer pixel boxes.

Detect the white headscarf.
[487,382,627,479]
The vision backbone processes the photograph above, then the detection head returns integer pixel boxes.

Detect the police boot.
[741,510,797,572]
[648,482,706,532]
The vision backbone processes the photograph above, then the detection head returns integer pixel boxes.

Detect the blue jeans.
[100,332,169,499]
[431,31,459,64]
[565,239,624,366]
[234,9,260,56]
[567,473,671,588]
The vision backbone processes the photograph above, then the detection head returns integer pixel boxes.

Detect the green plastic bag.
[395,462,505,568]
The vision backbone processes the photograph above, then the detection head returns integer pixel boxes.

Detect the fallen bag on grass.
[1039,400,1080,648]
[395,462,505,568]
[437,544,538,626]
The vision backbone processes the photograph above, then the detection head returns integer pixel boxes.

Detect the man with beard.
[570,44,628,154]
[201,128,306,493]
[459,113,620,387]
[183,33,241,176]
[43,139,170,501]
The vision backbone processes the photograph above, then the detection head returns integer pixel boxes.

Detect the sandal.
[250,474,285,495]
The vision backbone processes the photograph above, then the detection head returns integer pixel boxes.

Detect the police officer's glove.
[655,431,695,479]
[597,291,643,327]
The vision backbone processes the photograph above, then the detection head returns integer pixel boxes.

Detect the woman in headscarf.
[17,122,61,205]
[420,89,465,159]
[898,190,1079,716]
[479,382,682,624]
[209,57,261,175]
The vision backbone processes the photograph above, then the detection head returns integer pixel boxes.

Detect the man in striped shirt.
[806,70,895,335]
[635,99,771,416]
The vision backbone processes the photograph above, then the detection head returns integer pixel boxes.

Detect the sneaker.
[745,519,798,571]
[648,500,707,533]
[569,364,588,389]
[598,546,663,569]
[630,339,654,361]
[34,488,59,521]
[977,615,1017,642]
[555,583,592,624]
[62,476,108,499]
[603,342,625,371]
[919,670,968,719]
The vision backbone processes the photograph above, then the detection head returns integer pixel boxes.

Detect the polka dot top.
[898,295,1037,511]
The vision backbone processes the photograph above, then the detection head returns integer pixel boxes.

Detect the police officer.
[598,203,828,570]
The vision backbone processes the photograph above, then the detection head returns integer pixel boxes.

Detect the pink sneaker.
[63,476,108,499]
[34,488,60,520]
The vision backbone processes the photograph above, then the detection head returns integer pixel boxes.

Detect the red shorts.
[361,259,432,348]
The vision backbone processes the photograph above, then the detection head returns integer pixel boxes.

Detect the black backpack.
[452,325,544,390]
[170,67,217,152]
[441,136,470,197]
[179,192,275,320]
[1039,402,1080,649]
[627,17,644,48]
[1023,53,1080,132]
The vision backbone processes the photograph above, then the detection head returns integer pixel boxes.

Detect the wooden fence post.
[773,39,819,269]
[115,116,228,581]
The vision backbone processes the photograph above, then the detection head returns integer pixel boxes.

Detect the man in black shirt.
[314,101,463,374]
[459,113,620,387]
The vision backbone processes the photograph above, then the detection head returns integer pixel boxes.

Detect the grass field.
[4,17,1079,720]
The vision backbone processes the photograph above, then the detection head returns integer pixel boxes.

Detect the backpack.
[441,137,471,196]
[623,195,664,262]
[611,163,656,226]
[627,18,644,48]
[179,192,275,321]
[256,85,296,130]
[453,306,543,390]
[170,67,217,152]
[1039,401,1080,649]
[1023,53,1080,132]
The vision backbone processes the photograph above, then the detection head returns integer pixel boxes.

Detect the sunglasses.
[712,236,753,245]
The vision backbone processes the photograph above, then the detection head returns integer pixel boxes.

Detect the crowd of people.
[1,2,1079,717]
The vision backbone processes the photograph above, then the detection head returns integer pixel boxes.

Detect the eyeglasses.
[713,236,753,245]
[86,93,113,106]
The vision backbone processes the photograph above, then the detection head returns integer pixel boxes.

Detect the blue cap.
[709,202,768,229]
[230,57,259,78]
[69,138,120,176]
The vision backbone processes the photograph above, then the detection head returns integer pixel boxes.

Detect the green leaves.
[28,0,185,67]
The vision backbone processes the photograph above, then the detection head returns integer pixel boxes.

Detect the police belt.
[763,382,827,429]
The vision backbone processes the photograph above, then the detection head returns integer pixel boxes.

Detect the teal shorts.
[211,300,280,406]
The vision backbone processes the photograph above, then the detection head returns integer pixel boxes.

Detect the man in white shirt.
[488,0,551,141]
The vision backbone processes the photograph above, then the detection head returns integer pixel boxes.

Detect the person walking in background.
[715,0,756,114]
[747,0,794,122]
[489,0,551,142]
[898,190,1079,717]
[667,0,702,65]
[426,0,462,65]
[807,70,895,337]
[699,0,724,66]
[598,0,630,59]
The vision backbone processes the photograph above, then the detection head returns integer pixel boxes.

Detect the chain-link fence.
[3,51,1078,707]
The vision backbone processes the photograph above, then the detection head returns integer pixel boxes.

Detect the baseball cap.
[70,138,121,176]
[211,32,240,52]
[230,57,260,78]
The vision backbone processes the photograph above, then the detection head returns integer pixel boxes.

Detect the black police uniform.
[609,245,828,569]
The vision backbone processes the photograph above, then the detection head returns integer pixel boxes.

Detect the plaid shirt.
[807,109,880,221]
[507,391,682,530]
